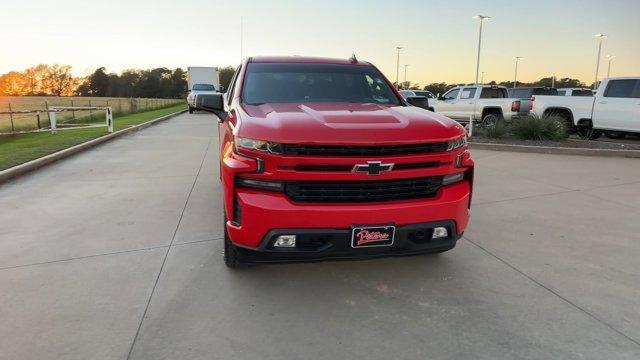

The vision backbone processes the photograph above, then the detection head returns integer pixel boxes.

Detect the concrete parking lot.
[1,112,639,360]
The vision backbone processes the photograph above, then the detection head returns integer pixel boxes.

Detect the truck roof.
[248,56,369,66]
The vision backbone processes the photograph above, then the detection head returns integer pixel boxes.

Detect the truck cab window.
[443,89,459,100]
[605,79,638,98]
[480,88,506,98]
[460,88,477,99]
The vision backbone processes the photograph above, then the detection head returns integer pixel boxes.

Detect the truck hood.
[236,102,464,144]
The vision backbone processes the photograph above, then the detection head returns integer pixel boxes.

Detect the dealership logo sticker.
[355,230,390,246]
[351,226,395,248]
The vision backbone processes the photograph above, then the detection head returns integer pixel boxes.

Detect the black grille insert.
[282,143,448,156]
[285,177,443,203]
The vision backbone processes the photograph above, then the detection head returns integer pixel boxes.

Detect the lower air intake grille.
[284,177,443,203]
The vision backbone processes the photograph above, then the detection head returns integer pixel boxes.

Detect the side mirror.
[197,93,227,121]
[218,85,225,93]
[406,96,429,110]
[438,96,446,101]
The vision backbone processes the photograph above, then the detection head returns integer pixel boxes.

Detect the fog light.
[273,235,296,248]
[432,227,448,239]
[442,172,465,185]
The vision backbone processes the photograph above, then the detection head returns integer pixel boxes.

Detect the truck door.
[457,87,478,121]
[592,79,639,132]
[436,88,460,119]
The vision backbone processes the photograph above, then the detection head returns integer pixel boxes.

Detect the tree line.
[0,65,237,98]
[1,63,590,98]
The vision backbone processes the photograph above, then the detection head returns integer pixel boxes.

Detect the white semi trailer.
[187,67,220,113]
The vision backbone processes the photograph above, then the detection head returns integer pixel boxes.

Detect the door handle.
[598,101,607,104]
[468,102,474,104]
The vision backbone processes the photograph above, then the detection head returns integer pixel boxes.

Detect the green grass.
[0,103,187,171]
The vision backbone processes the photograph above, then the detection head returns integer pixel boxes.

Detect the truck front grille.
[282,142,448,156]
[284,176,442,203]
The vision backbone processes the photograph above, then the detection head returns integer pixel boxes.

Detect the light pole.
[473,15,491,85]
[605,54,616,78]
[240,16,244,61]
[551,73,555,88]
[593,34,607,89]
[513,56,523,88]
[395,47,403,89]
[403,64,409,89]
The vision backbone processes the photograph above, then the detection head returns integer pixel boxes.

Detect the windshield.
[192,84,216,91]
[242,63,401,105]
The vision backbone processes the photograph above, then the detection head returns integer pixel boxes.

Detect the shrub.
[510,114,567,141]
[477,121,510,139]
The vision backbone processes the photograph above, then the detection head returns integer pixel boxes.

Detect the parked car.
[198,56,474,268]
[531,77,640,139]
[399,90,436,99]
[431,85,529,124]
[508,87,558,98]
[399,90,435,111]
[186,66,220,113]
[557,88,593,97]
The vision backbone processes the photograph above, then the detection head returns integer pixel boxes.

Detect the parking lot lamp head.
[473,15,491,85]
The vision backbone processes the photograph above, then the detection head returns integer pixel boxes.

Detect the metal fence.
[0,97,183,134]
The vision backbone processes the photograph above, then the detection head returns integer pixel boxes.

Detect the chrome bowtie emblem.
[352,161,394,175]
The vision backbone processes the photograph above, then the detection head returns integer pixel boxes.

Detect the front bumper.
[227,180,471,249]
[234,220,461,263]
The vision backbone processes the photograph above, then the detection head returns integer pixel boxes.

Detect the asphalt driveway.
[1,112,639,359]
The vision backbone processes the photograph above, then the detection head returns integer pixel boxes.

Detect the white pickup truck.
[531,77,640,139]
[431,85,529,125]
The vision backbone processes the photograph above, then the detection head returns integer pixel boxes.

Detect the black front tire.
[223,219,246,269]
[604,131,626,140]
[482,113,501,126]
[576,122,602,140]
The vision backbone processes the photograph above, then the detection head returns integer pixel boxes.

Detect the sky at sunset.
[1,0,639,85]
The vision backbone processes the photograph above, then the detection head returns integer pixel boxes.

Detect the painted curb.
[469,142,640,158]
[0,109,187,184]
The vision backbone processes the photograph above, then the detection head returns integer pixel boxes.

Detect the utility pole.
[403,64,409,89]
[513,56,523,89]
[240,17,244,61]
[473,15,491,85]
[606,54,616,78]
[593,34,607,89]
[551,73,555,88]
[395,47,403,89]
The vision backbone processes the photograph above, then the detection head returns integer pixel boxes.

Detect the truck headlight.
[235,137,283,154]
[446,135,467,151]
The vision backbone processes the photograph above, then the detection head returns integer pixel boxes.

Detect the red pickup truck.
[199,56,474,268]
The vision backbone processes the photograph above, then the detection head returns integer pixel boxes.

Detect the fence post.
[8,102,15,133]
[45,100,50,123]
[50,110,57,134]
[89,99,93,120]
[106,107,113,133]
[70,100,76,121]
[36,111,41,130]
